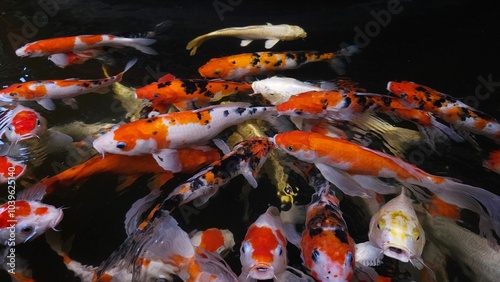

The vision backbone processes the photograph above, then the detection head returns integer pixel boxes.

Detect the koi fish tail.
[329,45,360,75]
[186,34,213,56]
[410,178,500,247]
[420,116,464,144]
[112,58,138,82]
[120,37,158,55]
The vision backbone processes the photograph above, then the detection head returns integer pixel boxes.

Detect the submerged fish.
[0,200,63,245]
[186,23,307,55]
[198,47,358,80]
[0,59,137,110]
[0,105,47,142]
[15,34,157,57]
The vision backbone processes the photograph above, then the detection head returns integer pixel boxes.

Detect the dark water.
[1,0,500,281]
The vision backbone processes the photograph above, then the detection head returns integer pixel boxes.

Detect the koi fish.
[46,213,239,282]
[484,149,500,174]
[48,48,108,68]
[190,228,235,257]
[275,90,462,143]
[186,23,307,55]
[357,189,427,271]
[251,76,327,105]
[15,34,157,57]
[0,200,63,245]
[0,58,137,110]
[92,102,275,171]
[421,210,500,281]
[135,73,253,113]
[299,178,356,282]
[0,105,47,142]
[272,130,500,247]
[239,206,313,282]
[198,46,359,80]
[21,147,220,202]
[0,155,27,184]
[387,81,500,142]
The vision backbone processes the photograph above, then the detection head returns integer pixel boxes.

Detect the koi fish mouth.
[249,263,275,280]
[383,244,411,263]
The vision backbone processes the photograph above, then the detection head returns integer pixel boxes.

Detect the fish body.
[135,74,253,113]
[15,34,157,57]
[198,47,358,80]
[0,105,47,142]
[251,76,325,105]
[239,206,288,281]
[48,48,107,68]
[0,155,27,184]
[300,182,356,282]
[387,81,500,141]
[368,189,426,268]
[272,130,500,246]
[0,200,63,245]
[186,23,306,55]
[0,59,137,110]
[92,103,274,171]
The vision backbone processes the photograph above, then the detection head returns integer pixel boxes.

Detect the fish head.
[272,131,318,162]
[285,25,308,40]
[5,106,47,142]
[0,200,64,245]
[198,58,235,79]
[190,228,235,257]
[92,121,161,156]
[240,206,287,280]
[305,246,354,282]
[368,209,425,263]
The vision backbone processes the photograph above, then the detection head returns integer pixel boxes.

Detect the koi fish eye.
[241,241,251,254]
[311,248,320,262]
[376,219,385,229]
[7,125,13,131]
[345,251,353,265]
[20,225,33,234]
[152,93,160,98]
[37,119,41,127]
[116,142,127,149]
[275,245,283,256]
[413,229,420,240]
[287,145,294,151]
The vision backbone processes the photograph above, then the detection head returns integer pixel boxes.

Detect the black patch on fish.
[251,108,257,114]
[231,60,236,64]
[274,60,282,67]
[157,81,171,88]
[152,131,157,135]
[251,53,261,66]
[342,97,352,108]
[223,110,229,117]
[223,84,229,90]
[309,227,323,237]
[286,53,295,60]
[16,85,22,88]
[381,96,393,107]
[311,249,320,262]
[204,90,214,98]
[196,112,203,120]
[146,119,153,123]
[191,178,205,191]
[295,52,308,65]
[181,80,198,94]
[264,60,270,65]
[334,229,349,244]
[235,108,246,115]
[82,82,90,88]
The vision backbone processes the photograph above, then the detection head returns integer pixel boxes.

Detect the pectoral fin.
[355,241,384,267]
[264,39,280,49]
[240,39,253,47]
[37,99,56,111]
[152,149,182,172]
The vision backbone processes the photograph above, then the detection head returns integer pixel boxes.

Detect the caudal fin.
[329,45,360,75]
[126,38,158,55]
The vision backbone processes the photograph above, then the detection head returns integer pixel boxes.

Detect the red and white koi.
[190,228,235,257]
[0,105,47,142]
[92,102,275,171]
[135,73,253,113]
[198,47,358,80]
[0,59,137,110]
[48,48,107,68]
[272,130,500,247]
[0,200,63,245]
[15,34,157,57]
[387,81,500,142]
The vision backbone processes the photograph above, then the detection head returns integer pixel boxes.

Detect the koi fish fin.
[240,39,254,47]
[315,163,371,198]
[44,129,74,154]
[152,149,183,172]
[126,38,158,55]
[48,53,71,68]
[410,257,436,281]
[147,172,174,190]
[280,203,307,226]
[351,175,400,195]
[62,97,79,109]
[241,162,259,188]
[354,263,379,282]
[276,267,316,282]
[283,222,303,249]
[36,98,56,111]
[329,45,360,75]
[124,189,161,236]
[264,39,280,49]
[355,241,384,267]
[157,73,176,83]
[17,183,48,201]
[172,100,200,111]
[115,175,140,194]
[213,138,231,154]
[193,187,219,208]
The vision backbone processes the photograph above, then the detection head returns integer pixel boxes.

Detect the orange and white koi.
[299,178,356,282]
[484,149,500,174]
[387,81,500,142]
[359,189,427,271]
[135,73,253,113]
[92,102,275,171]
[0,155,27,184]
[186,23,307,55]
[0,200,63,245]
[0,59,137,110]
[272,130,500,247]
[190,228,235,257]
[198,46,358,80]
[15,34,157,57]
[0,105,47,142]
[48,48,107,68]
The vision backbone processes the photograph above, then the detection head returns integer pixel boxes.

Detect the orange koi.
[273,130,500,247]
[135,73,253,113]
[387,81,500,142]
[15,34,157,57]
[198,46,358,80]
[0,155,27,184]
[21,147,220,201]
[0,200,63,245]
[92,102,275,171]
[0,59,137,111]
